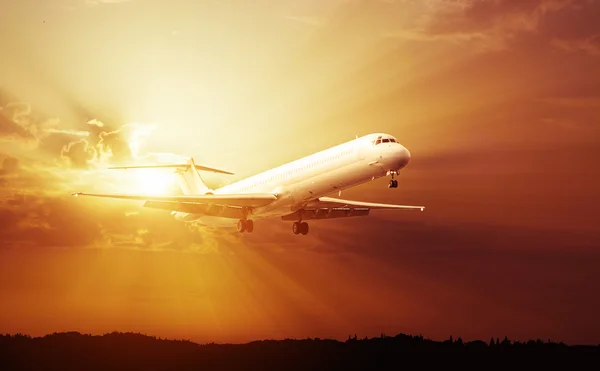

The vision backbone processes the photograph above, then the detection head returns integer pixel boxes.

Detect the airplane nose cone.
[403,146,411,163]
[397,145,411,169]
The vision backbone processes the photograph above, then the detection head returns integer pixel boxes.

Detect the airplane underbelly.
[254,160,389,216]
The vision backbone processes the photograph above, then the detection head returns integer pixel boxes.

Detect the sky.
[1,0,600,345]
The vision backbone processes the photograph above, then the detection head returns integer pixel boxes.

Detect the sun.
[129,169,177,195]
[114,123,178,195]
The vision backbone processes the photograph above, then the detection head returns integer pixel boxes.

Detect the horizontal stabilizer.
[108,163,234,175]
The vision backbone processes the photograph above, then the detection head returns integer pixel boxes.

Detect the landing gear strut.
[237,219,254,233]
[388,171,399,188]
[292,221,309,235]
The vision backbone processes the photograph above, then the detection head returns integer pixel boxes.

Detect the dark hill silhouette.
[1,331,599,370]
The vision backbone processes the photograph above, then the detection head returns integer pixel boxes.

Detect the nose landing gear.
[388,171,399,188]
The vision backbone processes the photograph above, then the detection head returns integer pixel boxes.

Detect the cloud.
[389,0,582,52]
[0,101,75,151]
[0,185,219,252]
[46,128,90,137]
[0,194,102,248]
[60,139,98,168]
[552,34,600,56]
[96,123,156,165]
[48,121,157,170]
[86,119,105,128]
[0,103,38,141]
[0,156,20,186]
[0,96,165,172]
[0,157,20,175]
[0,103,226,252]
[0,94,222,251]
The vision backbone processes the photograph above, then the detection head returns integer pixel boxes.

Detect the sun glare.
[129,169,176,195]
[127,123,157,159]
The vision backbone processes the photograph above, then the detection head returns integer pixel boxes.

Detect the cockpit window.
[373,135,401,145]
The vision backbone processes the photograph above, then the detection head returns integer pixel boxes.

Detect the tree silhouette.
[0,330,597,370]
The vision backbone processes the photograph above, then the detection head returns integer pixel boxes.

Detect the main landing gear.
[388,171,399,188]
[292,221,309,235]
[237,219,254,233]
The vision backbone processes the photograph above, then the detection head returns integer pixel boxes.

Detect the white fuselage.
[173,133,411,227]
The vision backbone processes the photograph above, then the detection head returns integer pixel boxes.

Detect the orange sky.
[1,0,600,345]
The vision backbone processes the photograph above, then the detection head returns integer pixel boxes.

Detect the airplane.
[71,133,425,235]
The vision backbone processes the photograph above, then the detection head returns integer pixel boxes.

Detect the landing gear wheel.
[237,220,246,233]
[245,220,254,233]
[293,222,309,235]
[388,171,399,188]
[300,222,309,235]
[237,220,254,233]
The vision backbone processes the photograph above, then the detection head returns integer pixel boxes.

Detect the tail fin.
[108,158,233,195]
[176,158,212,195]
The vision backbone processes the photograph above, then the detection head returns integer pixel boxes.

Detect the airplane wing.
[70,192,277,208]
[281,197,424,221]
[307,197,425,211]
